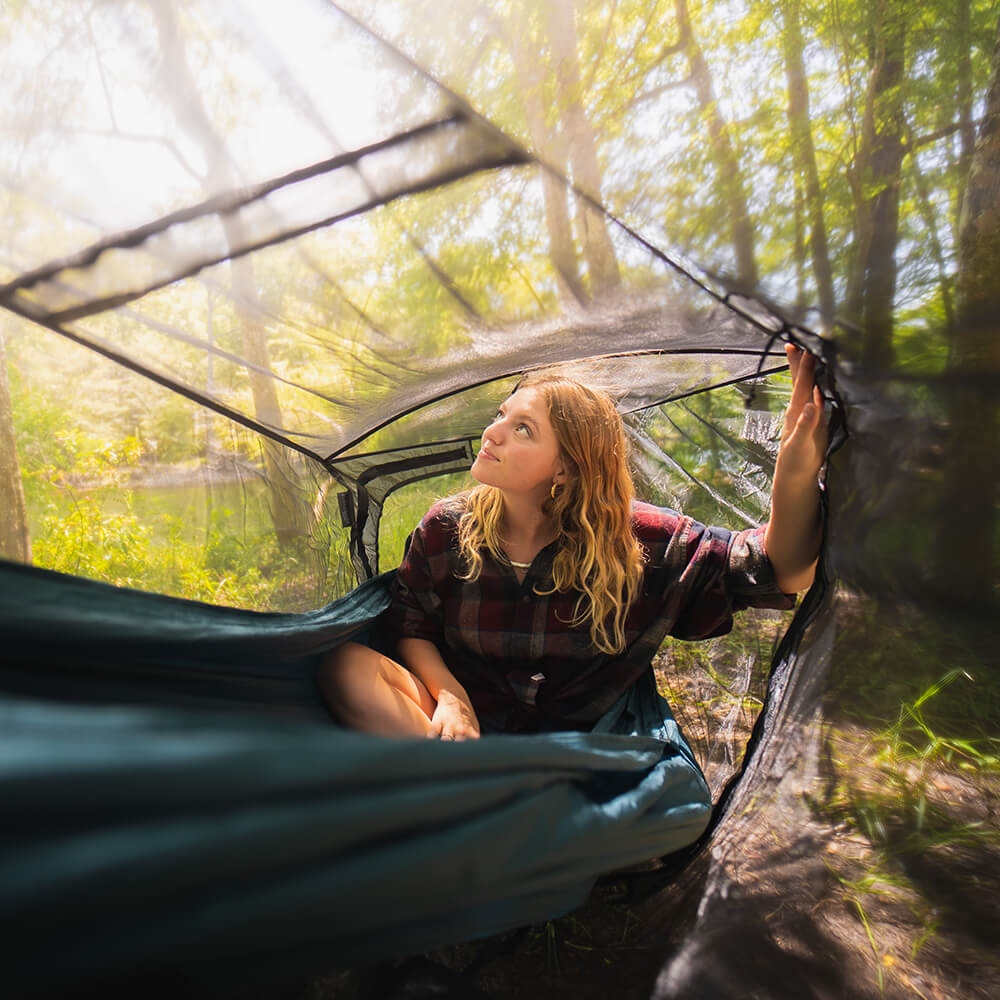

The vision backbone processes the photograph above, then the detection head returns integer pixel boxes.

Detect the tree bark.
[675,0,758,288]
[779,0,835,330]
[956,0,977,222]
[844,5,907,369]
[547,0,621,296]
[225,239,309,542]
[0,332,32,564]
[955,21,1000,352]
[943,18,1000,600]
[862,11,906,370]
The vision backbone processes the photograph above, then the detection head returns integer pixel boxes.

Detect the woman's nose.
[484,420,504,443]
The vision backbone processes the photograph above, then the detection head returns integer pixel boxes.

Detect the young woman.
[319,345,827,740]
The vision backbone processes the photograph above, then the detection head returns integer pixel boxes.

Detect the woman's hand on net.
[428,689,481,741]
[777,344,828,483]
[765,344,829,593]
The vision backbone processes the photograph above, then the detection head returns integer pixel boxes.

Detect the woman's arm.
[763,345,829,594]
[398,637,481,740]
[390,509,481,740]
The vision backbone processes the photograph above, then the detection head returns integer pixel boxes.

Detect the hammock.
[2,560,714,994]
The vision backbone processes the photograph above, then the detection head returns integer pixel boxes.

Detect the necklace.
[508,559,532,569]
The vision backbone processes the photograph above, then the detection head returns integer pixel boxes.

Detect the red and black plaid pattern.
[389,500,795,734]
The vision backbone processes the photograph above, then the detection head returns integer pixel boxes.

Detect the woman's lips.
[478,448,499,462]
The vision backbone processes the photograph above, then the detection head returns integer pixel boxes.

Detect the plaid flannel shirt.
[388,499,795,734]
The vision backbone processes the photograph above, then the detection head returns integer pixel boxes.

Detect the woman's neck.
[499,493,557,551]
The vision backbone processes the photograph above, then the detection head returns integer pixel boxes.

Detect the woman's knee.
[318,641,380,720]
[318,641,435,734]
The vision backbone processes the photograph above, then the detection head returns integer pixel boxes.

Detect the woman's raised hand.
[763,344,829,594]
[777,344,828,483]
[428,689,481,741]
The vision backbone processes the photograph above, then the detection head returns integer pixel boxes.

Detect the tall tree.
[778,0,835,329]
[944,15,1000,599]
[149,1,309,543]
[508,7,588,307]
[546,0,622,295]
[956,0,978,213]
[674,0,759,288]
[844,2,907,369]
[0,330,31,563]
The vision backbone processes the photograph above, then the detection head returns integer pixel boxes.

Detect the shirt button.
[521,594,530,602]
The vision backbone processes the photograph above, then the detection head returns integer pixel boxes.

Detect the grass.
[378,472,472,570]
[22,460,469,612]
[821,682,999,861]
[807,592,1000,991]
[881,669,1000,774]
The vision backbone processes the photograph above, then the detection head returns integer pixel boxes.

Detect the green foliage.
[4,0,997,615]
[26,478,356,611]
[32,493,151,585]
[8,328,349,611]
[825,596,999,735]
[379,471,472,569]
[799,590,1000,978]
[147,396,203,465]
[832,671,999,858]
[807,593,1000,968]
[30,493,265,605]
[881,670,1000,776]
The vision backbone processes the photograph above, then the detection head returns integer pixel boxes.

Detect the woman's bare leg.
[318,641,436,737]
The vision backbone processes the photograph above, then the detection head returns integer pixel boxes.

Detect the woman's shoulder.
[400,497,466,563]
[413,495,467,540]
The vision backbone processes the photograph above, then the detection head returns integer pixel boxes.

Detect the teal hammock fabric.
[0,559,711,995]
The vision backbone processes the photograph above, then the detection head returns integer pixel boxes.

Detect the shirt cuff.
[726,525,797,610]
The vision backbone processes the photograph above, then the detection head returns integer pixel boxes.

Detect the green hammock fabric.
[1,559,711,996]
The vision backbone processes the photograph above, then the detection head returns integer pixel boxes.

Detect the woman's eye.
[515,422,531,437]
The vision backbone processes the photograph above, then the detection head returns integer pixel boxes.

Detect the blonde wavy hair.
[453,373,644,655]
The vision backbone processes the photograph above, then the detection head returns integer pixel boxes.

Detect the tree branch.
[905,118,984,153]
[620,75,693,114]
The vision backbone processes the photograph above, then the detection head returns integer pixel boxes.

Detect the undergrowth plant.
[815,642,1000,986]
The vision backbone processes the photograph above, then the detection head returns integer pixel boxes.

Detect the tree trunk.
[956,0,976,224]
[845,5,907,369]
[955,21,1000,353]
[943,17,1000,600]
[226,242,308,542]
[150,2,309,544]
[0,332,32,564]
[547,0,621,296]
[510,10,587,308]
[910,156,955,334]
[779,0,835,330]
[675,0,758,288]
[792,174,808,322]
[862,11,906,370]
[843,65,877,339]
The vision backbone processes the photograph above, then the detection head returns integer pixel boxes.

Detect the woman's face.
[470,386,565,497]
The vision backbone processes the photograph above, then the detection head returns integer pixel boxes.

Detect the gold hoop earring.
[550,482,560,501]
